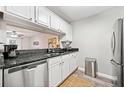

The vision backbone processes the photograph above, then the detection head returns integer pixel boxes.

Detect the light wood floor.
[59,75,93,87]
[59,70,113,87]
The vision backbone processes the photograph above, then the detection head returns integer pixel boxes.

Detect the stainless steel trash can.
[85,57,96,77]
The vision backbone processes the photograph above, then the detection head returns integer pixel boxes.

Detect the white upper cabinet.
[6,6,34,21]
[35,6,50,27]
[50,12,61,31]
[6,6,34,20]
[0,6,5,12]
[59,19,67,33]
[66,24,72,41]
[50,11,72,41]
[0,20,6,49]
[61,22,72,41]
[5,6,72,40]
[0,29,6,45]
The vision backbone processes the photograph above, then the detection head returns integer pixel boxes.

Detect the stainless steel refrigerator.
[111,18,123,87]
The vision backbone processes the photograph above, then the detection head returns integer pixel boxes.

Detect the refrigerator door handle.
[111,33,113,54]
[113,32,116,54]
[111,32,116,55]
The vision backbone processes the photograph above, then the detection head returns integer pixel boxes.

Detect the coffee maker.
[3,45,18,59]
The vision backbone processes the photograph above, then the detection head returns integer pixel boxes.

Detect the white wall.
[6,26,58,50]
[30,34,58,49]
[72,7,124,76]
[21,37,31,49]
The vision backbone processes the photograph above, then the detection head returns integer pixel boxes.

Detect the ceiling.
[47,6,113,23]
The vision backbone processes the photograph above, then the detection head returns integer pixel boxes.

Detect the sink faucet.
[48,43,53,53]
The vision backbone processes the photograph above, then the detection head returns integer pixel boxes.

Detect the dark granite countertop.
[3,49,79,69]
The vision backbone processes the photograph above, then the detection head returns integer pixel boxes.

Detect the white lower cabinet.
[34,63,48,87]
[69,54,75,73]
[69,53,78,74]
[48,52,78,87]
[61,55,70,80]
[0,69,2,87]
[48,58,62,87]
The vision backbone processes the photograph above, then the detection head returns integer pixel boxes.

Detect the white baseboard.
[96,72,117,81]
[78,67,117,81]
[78,67,85,72]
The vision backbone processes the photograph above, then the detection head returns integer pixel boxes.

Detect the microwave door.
[112,19,123,65]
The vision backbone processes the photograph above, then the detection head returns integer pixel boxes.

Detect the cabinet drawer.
[48,56,61,66]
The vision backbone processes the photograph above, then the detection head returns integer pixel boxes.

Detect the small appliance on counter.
[3,45,18,59]
[61,40,72,49]
[0,52,4,63]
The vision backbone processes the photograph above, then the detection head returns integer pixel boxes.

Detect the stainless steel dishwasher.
[0,69,2,87]
[4,60,48,87]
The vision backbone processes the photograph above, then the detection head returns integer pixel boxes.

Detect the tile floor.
[59,70,114,87]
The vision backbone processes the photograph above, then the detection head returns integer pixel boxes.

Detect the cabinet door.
[67,24,72,41]
[59,19,66,33]
[61,22,72,41]
[50,12,61,31]
[0,6,4,12]
[35,63,48,87]
[69,53,77,73]
[73,53,78,69]
[61,55,70,80]
[49,62,61,87]
[6,6,33,20]
[0,18,6,47]
[0,69,2,87]
[0,23,6,49]
[23,67,36,87]
[36,6,50,27]
[69,54,74,73]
